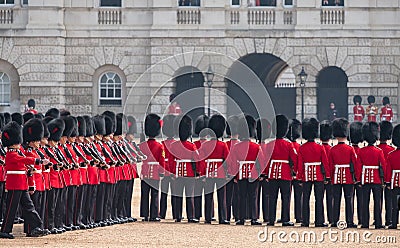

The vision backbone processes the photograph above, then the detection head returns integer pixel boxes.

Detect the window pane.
[6,0,14,4]
[232,0,240,5]
[179,0,200,6]
[284,0,292,5]
[100,75,107,84]
[100,89,106,97]
[100,0,121,7]
[322,0,344,6]
[114,75,121,85]
[108,89,114,97]
[23,0,28,4]
[3,94,9,103]
[115,89,121,98]
[257,0,276,6]
[99,71,122,105]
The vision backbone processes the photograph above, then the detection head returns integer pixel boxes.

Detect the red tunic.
[103,141,117,184]
[162,139,175,176]
[322,143,332,159]
[139,139,165,180]
[74,143,89,185]
[94,141,110,183]
[0,153,5,182]
[45,146,65,189]
[38,147,51,190]
[228,140,264,180]
[226,139,239,176]
[386,149,400,188]
[329,143,357,184]
[353,105,365,122]
[380,106,393,122]
[66,143,82,186]
[168,140,201,177]
[124,141,139,179]
[377,143,395,161]
[199,139,229,178]
[59,145,73,187]
[356,145,386,185]
[262,138,298,181]
[85,143,100,185]
[297,141,330,182]
[24,148,45,191]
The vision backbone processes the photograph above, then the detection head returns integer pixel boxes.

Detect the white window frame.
[98,72,122,106]
[231,0,241,7]
[99,0,122,8]
[0,0,14,6]
[283,0,293,8]
[0,72,11,106]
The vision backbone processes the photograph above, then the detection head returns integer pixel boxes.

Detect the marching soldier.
[329,118,357,228]
[380,97,393,122]
[286,119,302,224]
[353,95,365,122]
[349,121,363,226]
[320,120,333,225]
[0,121,50,239]
[387,124,400,229]
[366,95,378,122]
[264,115,297,227]
[297,118,330,227]
[356,122,386,229]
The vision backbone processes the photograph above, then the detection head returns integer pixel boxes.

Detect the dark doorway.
[317,66,348,121]
[174,66,205,122]
[226,53,296,119]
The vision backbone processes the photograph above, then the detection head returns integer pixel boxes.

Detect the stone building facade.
[0,0,399,125]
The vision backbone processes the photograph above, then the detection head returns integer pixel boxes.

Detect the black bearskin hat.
[27,99,36,108]
[115,113,127,136]
[353,95,362,105]
[362,122,379,144]
[349,122,363,144]
[332,118,349,138]
[60,110,71,117]
[0,113,4,131]
[11,112,23,126]
[194,115,209,137]
[169,93,177,102]
[83,115,94,137]
[367,95,375,104]
[45,108,60,119]
[102,111,116,134]
[34,113,44,119]
[127,116,137,135]
[70,116,78,137]
[43,116,53,124]
[256,118,271,142]
[23,118,44,143]
[47,118,65,142]
[237,115,256,139]
[176,115,192,141]
[145,113,162,138]
[93,115,106,136]
[286,119,301,142]
[209,114,226,139]
[62,116,76,137]
[3,112,10,125]
[104,116,114,136]
[272,114,289,139]
[2,121,22,147]
[162,114,176,138]
[226,115,240,137]
[77,116,86,137]
[383,96,390,106]
[320,120,333,141]
[23,112,34,124]
[302,118,319,141]
[392,124,400,147]
[379,121,393,141]
[42,119,49,138]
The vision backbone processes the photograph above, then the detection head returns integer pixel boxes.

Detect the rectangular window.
[0,0,14,4]
[248,0,276,7]
[322,0,344,7]
[23,0,28,5]
[100,0,121,7]
[284,0,293,5]
[232,0,240,6]
[178,0,200,7]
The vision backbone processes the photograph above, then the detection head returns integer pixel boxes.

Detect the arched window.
[0,72,10,105]
[99,72,122,106]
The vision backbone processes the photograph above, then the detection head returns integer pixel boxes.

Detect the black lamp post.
[298,67,308,121]
[205,65,214,117]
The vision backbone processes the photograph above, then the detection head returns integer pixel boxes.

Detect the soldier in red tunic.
[160,115,176,220]
[349,121,363,226]
[264,115,297,227]
[356,122,386,229]
[329,118,358,228]
[0,121,50,239]
[286,119,302,224]
[378,121,395,227]
[387,124,400,229]
[200,114,230,224]
[298,118,330,227]
[320,120,333,226]
[380,97,393,122]
[139,114,165,222]
[228,115,264,225]
[353,95,365,122]
[366,95,378,122]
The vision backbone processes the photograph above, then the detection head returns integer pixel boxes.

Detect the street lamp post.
[205,65,214,117]
[298,67,308,121]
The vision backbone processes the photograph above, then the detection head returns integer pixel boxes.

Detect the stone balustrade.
[98,9,122,25]
[321,8,345,24]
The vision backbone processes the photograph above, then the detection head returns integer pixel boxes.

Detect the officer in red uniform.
[160,115,176,219]
[380,97,393,122]
[139,114,165,222]
[286,119,302,224]
[356,122,386,229]
[329,118,357,228]
[320,120,333,225]
[168,115,200,223]
[297,118,330,227]
[225,115,240,222]
[387,124,400,229]
[228,115,264,225]
[200,114,230,224]
[264,115,297,227]
[193,115,209,221]
[377,121,395,227]
[256,118,271,223]
[0,121,49,239]
[349,121,363,226]
[366,95,378,122]
[353,95,364,122]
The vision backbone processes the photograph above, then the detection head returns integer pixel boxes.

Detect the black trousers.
[55,187,67,228]
[302,181,325,225]
[0,190,42,234]
[325,183,334,224]
[332,184,354,224]
[385,186,393,225]
[237,179,259,221]
[0,182,5,221]
[25,190,46,232]
[225,178,235,220]
[194,178,204,219]
[65,185,77,226]
[95,183,106,222]
[46,188,60,230]
[105,183,115,220]
[160,176,173,219]
[84,184,97,225]
[355,184,363,224]
[292,180,303,222]
[362,184,383,228]
[391,188,400,226]
[269,179,291,223]
[114,180,126,218]
[140,180,159,219]
[260,179,269,222]
[125,179,134,218]
[172,177,195,220]
[204,178,227,222]
[75,184,88,225]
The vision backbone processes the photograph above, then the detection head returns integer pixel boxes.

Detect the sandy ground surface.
[2,180,400,248]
